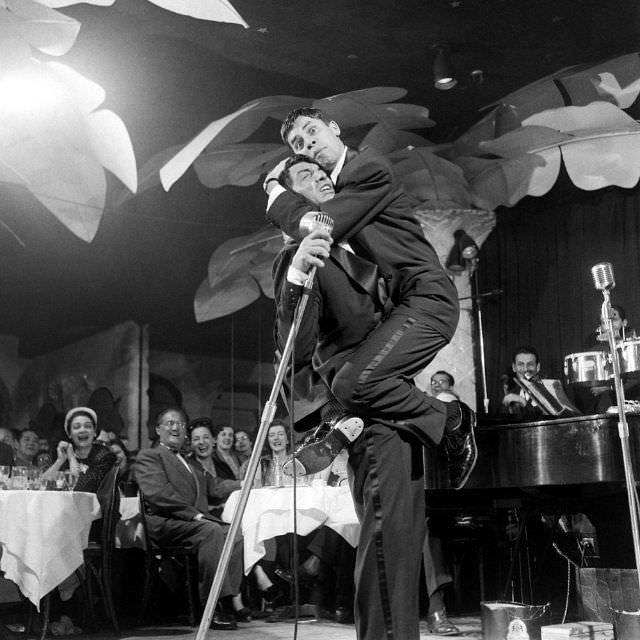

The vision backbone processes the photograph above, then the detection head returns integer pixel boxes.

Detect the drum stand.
[600,290,640,596]
[194,267,318,640]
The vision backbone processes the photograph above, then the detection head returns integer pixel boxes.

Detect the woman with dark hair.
[211,424,248,481]
[42,407,116,493]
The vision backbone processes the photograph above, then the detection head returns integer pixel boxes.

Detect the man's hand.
[291,230,332,274]
[263,158,289,194]
[503,393,525,407]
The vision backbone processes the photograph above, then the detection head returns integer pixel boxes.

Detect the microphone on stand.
[591,262,615,291]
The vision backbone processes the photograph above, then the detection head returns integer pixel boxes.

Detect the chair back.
[95,465,121,550]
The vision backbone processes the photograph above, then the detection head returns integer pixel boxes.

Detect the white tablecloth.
[221,482,360,572]
[0,490,100,608]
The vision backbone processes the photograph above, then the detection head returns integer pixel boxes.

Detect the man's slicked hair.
[511,345,540,365]
[280,107,332,146]
[280,155,327,190]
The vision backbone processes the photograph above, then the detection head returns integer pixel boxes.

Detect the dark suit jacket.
[273,242,386,429]
[0,441,13,467]
[135,445,237,535]
[267,146,458,340]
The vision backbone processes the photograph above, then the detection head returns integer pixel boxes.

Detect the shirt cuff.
[287,265,308,285]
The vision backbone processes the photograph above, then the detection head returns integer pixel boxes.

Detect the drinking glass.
[64,471,78,491]
[0,465,9,490]
[27,468,42,490]
[11,466,27,490]
[55,471,66,490]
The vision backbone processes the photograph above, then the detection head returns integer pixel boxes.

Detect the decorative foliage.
[456,102,640,210]
[159,88,435,193]
[195,226,282,323]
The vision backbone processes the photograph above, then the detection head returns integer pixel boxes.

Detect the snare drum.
[621,339,640,375]
[564,351,612,385]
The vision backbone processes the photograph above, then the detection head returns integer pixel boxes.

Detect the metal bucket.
[481,601,550,640]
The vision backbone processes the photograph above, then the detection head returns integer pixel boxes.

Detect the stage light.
[446,229,479,272]
[433,45,457,90]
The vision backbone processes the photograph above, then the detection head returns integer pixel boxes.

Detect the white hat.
[64,407,97,436]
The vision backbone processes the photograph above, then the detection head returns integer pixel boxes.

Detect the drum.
[564,351,612,385]
[621,339,640,376]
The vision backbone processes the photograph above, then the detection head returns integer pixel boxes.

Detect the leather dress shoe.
[210,607,237,631]
[282,415,363,477]
[444,401,477,490]
[426,609,460,635]
[274,565,317,585]
[233,606,252,623]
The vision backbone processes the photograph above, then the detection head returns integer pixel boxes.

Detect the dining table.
[221,480,360,572]
[0,489,100,609]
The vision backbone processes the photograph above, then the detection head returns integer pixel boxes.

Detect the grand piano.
[426,413,640,490]
[424,413,640,607]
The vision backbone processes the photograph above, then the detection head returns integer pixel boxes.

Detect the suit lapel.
[330,245,388,309]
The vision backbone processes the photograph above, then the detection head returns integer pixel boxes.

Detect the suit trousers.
[149,517,243,604]
[348,423,427,640]
[331,298,450,446]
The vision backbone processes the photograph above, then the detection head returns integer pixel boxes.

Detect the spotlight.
[446,229,479,272]
[433,45,457,91]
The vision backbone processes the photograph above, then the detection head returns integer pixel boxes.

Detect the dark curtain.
[476,180,640,413]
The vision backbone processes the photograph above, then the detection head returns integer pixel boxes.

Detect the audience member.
[212,424,248,481]
[135,407,246,630]
[430,370,458,401]
[13,429,39,467]
[42,407,116,493]
[108,438,134,487]
[0,427,15,448]
[187,418,240,518]
[234,429,253,457]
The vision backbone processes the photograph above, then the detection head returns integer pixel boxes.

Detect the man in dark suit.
[265,109,476,489]
[135,407,244,630]
[272,156,468,640]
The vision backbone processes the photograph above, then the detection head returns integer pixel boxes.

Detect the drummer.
[577,304,640,414]
[500,345,545,417]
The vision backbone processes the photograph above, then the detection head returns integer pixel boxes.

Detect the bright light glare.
[0,72,66,115]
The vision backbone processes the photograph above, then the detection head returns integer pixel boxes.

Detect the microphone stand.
[459,260,495,413]
[194,266,318,640]
[600,289,640,595]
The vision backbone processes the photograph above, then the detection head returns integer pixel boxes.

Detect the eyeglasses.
[160,420,186,429]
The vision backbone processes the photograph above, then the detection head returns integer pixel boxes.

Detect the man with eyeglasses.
[135,407,244,630]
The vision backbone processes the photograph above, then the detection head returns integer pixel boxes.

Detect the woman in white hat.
[42,407,116,492]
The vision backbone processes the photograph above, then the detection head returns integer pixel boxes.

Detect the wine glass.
[11,466,27,490]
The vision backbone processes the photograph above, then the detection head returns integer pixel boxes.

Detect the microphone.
[591,262,615,291]
[299,212,334,237]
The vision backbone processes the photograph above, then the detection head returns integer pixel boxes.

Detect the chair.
[80,465,121,635]
[137,490,199,626]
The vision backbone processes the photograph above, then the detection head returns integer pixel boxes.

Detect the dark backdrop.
[477,178,640,413]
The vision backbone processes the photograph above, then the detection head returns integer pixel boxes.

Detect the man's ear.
[329,120,341,137]
[155,424,161,438]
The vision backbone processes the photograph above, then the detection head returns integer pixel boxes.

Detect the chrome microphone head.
[591,262,615,291]
[299,211,335,236]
